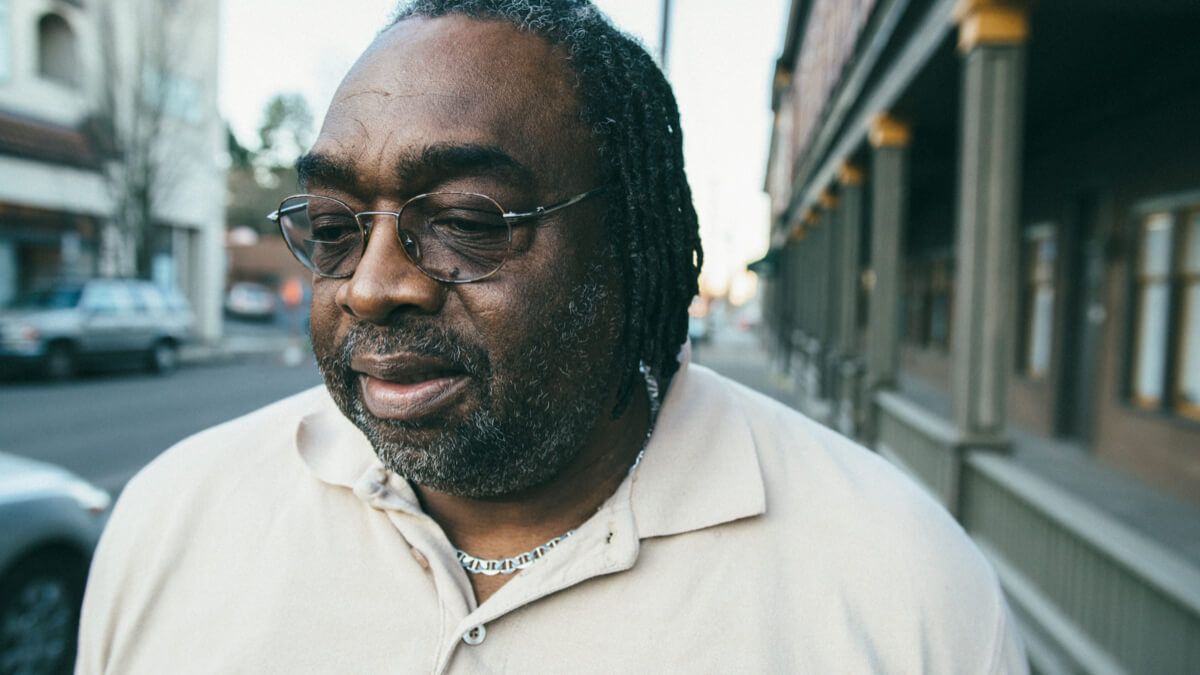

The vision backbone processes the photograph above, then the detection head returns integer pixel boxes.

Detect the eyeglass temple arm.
[267,202,311,223]
[502,186,607,223]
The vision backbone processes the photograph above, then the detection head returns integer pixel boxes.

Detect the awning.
[746,248,782,278]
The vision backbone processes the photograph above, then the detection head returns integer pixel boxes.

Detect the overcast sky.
[219,0,788,301]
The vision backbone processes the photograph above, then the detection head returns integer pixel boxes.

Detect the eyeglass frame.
[267,186,606,284]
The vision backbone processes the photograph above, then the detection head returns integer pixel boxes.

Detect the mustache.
[335,322,491,378]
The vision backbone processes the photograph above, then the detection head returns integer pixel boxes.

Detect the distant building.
[0,0,225,341]
[762,1,1200,672]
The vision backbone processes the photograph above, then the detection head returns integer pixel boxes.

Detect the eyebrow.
[295,152,356,191]
[295,143,534,193]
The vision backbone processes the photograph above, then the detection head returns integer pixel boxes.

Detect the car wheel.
[0,551,87,675]
[148,339,178,374]
[43,344,76,381]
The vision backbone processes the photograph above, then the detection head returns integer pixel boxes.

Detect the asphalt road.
[0,357,324,495]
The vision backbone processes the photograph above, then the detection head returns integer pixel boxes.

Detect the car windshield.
[8,286,84,309]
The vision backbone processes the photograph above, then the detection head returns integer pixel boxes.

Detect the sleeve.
[75,472,155,675]
[986,595,1030,675]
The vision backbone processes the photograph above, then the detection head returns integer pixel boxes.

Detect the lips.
[352,353,470,421]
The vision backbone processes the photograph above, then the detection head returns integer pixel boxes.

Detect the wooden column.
[835,163,865,434]
[816,190,839,400]
[951,0,1029,441]
[865,114,911,397]
[834,164,865,358]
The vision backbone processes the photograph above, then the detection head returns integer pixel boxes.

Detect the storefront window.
[1022,226,1056,379]
[1132,213,1173,408]
[1177,210,1200,420]
[901,256,953,351]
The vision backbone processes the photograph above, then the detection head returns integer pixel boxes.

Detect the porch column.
[865,114,911,399]
[782,232,802,373]
[792,212,814,392]
[950,0,1029,441]
[835,163,865,434]
[814,191,838,400]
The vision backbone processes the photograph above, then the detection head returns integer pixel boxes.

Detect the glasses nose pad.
[399,229,421,261]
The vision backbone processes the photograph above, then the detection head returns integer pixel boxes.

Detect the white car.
[0,452,110,674]
[0,279,195,379]
[224,282,278,321]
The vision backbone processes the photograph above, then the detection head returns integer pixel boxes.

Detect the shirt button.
[462,625,487,646]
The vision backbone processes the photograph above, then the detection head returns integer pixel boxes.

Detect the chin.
[335,375,594,498]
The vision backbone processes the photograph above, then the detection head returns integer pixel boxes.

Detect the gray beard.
[314,265,620,498]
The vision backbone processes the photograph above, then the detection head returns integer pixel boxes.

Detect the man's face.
[306,16,625,498]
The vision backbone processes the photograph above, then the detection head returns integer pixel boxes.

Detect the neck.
[415,383,651,562]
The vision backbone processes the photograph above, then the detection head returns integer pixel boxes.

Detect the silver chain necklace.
[455,363,661,576]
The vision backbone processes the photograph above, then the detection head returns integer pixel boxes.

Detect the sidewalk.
[180,317,307,366]
[691,326,795,406]
[180,334,302,365]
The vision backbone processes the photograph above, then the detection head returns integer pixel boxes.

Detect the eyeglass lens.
[276,194,513,282]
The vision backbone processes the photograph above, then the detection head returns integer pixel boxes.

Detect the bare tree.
[87,0,206,278]
[226,94,315,236]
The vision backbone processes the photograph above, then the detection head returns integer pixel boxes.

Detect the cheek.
[308,280,345,354]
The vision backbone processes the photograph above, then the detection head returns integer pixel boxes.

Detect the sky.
[219,0,788,303]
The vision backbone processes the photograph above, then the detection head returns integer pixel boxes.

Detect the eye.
[310,215,359,242]
[427,208,509,244]
[430,215,506,236]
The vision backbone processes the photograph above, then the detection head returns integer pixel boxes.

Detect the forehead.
[310,15,596,195]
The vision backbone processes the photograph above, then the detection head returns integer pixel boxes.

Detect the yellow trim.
[1177,400,1200,422]
[955,0,1030,52]
[838,162,864,186]
[1133,393,1161,410]
[869,114,911,148]
[774,68,793,90]
[789,223,807,241]
[818,191,837,210]
[805,209,819,226]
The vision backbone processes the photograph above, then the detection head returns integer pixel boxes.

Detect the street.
[0,356,323,495]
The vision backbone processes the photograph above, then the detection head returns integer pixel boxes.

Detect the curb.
[179,336,307,366]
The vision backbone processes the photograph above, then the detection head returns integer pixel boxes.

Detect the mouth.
[352,353,471,422]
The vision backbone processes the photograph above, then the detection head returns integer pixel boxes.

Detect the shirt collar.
[630,347,767,538]
[294,347,767,539]
[295,391,385,487]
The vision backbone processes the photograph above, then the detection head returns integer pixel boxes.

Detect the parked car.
[224,281,277,321]
[0,452,110,675]
[688,315,711,344]
[0,279,194,378]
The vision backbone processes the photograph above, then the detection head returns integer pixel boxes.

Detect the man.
[78,1,1026,672]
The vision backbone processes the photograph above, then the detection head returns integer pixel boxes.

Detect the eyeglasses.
[268,187,605,283]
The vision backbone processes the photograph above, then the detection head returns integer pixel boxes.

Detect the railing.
[964,455,1200,675]
[871,389,1200,674]
[873,389,963,510]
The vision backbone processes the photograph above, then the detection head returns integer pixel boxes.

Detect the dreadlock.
[388,0,703,416]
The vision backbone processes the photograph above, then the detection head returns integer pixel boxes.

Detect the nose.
[335,215,445,323]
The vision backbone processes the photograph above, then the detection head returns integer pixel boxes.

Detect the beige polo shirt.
[78,359,1026,674]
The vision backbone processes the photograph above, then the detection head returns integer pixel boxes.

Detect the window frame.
[1019,223,1058,380]
[1125,191,1200,423]
[1174,207,1200,421]
[35,12,79,88]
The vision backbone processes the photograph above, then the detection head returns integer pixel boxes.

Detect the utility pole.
[659,0,672,74]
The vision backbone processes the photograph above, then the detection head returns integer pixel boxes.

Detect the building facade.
[0,0,225,341]
[762,1,1200,672]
